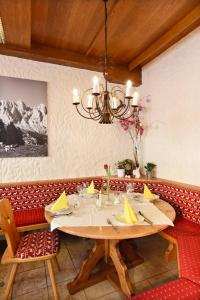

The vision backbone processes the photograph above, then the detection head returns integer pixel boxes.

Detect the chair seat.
[129,278,200,300]
[162,216,200,239]
[178,236,200,285]
[15,230,60,259]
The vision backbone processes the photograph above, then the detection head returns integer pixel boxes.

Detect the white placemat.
[50,194,174,231]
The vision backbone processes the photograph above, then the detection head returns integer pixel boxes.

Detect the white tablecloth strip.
[50,194,174,231]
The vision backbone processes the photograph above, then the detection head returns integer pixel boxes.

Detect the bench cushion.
[129,278,200,300]
[13,208,46,227]
[15,230,60,259]
[163,216,200,239]
[178,236,200,285]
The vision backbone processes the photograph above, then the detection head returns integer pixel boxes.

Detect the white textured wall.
[0,56,133,182]
[140,27,200,185]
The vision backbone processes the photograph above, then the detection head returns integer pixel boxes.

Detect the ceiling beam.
[0,44,141,86]
[0,0,31,47]
[129,4,200,71]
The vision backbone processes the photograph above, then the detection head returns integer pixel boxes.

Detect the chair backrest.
[0,198,20,257]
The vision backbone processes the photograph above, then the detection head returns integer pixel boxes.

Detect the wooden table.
[45,199,176,298]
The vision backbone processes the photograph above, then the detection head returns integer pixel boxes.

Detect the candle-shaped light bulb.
[87,94,93,109]
[72,88,80,104]
[125,80,132,98]
[112,96,118,109]
[92,76,100,94]
[132,91,140,106]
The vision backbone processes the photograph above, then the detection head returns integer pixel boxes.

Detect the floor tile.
[148,270,178,288]
[141,260,169,276]
[12,267,47,298]
[84,280,115,300]
[134,279,152,294]
[67,238,94,270]
[96,291,124,300]
[48,280,87,300]
[129,263,152,284]
[45,251,77,286]
[18,260,45,273]
[12,287,49,300]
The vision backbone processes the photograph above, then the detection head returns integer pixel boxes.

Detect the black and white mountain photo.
[0,76,47,157]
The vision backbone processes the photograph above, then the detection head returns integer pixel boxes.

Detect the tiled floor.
[0,233,178,300]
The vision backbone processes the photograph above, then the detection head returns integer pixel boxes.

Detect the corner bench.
[1,176,200,299]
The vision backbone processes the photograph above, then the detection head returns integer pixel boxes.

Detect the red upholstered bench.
[109,178,200,261]
[163,216,200,239]
[129,278,200,300]
[109,178,200,298]
[0,177,102,232]
[178,235,200,285]
[130,237,200,299]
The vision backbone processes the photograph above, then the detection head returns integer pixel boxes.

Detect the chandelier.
[72,0,140,124]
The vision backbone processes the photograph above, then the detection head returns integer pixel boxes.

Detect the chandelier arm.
[89,111,102,120]
[80,88,94,114]
[111,113,136,121]
[111,101,131,118]
[112,107,140,121]
[75,105,95,120]
[111,86,125,95]
[88,109,102,119]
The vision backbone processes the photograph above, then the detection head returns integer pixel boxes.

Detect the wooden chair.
[0,198,60,300]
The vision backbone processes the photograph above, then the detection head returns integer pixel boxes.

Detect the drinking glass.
[126,183,135,194]
[73,195,81,210]
[95,193,102,210]
[77,184,83,195]
[113,191,121,205]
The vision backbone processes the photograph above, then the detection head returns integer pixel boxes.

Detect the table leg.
[67,238,142,296]
[109,239,134,296]
[67,239,105,294]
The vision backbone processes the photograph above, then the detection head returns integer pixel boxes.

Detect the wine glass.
[113,191,121,205]
[73,196,81,210]
[126,183,135,194]
[77,184,83,195]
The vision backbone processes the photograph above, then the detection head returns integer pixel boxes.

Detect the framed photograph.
[0,76,47,157]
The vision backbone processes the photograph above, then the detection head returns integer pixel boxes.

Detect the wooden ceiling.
[0,0,200,85]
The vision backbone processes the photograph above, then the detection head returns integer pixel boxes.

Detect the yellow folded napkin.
[143,184,154,200]
[116,197,137,224]
[51,191,68,211]
[87,180,95,194]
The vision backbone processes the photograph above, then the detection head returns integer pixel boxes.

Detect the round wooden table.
[45,199,176,297]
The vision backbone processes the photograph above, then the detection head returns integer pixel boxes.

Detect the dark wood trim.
[129,4,200,70]
[0,44,141,86]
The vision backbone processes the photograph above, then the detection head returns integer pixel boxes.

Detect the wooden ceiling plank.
[0,43,141,86]
[129,4,200,70]
[85,0,119,56]
[0,0,31,47]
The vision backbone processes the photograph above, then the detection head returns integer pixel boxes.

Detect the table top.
[45,199,176,240]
